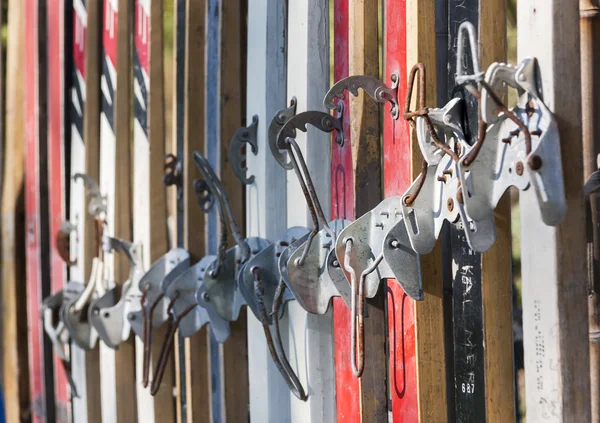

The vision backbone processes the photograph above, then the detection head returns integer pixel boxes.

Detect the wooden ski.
[132,0,173,421]
[518,0,590,420]
[439,0,514,420]
[171,1,189,421]
[2,1,26,421]
[180,0,210,421]
[205,0,249,420]
[285,1,336,421]
[383,0,448,421]
[47,0,71,419]
[99,0,136,421]
[25,0,56,420]
[331,0,386,421]
[246,0,291,420]
[69,0,102,421]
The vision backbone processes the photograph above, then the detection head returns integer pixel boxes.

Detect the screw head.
[447,198,454,212]
[516,161,524,176]
[332,260,340,267]
[528,155,543,171]
[128,313,136,321]
[201,292,210,302]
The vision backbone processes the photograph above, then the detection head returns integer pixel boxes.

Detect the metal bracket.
[275,103,344,155]
[60,280,99,351]
[128,248,190,338]
[164,154,184,200]
[416,98,464,165]
[230,115,259,184]
[402,136,496,253]
[238,227,308,324]
[334,197,423,300]
[323,73,399,119]
[459,57,566,227]
[164,256,230,341]
[268,97,298,170]
[88,237,145,349]
[73,173,106,218]
[281,219,351,315]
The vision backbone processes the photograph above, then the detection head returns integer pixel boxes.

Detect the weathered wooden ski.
[518,0,590,420]
[47,0,71,419]
[285,1,336,421]
[132,0,172,421]
[2,1,26,421]
[438,0,514,420]
[99,0,136,421]
[25,0,56,420]
[69,0,102,422]
[205,0,249,420]
[245,0,291,420]
[331,0,386,421]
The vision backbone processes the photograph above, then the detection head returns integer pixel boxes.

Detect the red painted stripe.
[48,0,71,419]
[332,0,361,422]
[73,3,86,79]
[383,1,419,422]
[134,0,149,75]
[25,0,45,421]
[103,0,118,68]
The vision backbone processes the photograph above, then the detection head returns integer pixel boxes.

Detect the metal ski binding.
[73,173,107,218]
[60,258,103,350]
[273,108,351,314]
[324,71,399,119]
[88,237,144,349]
[193,152,271,321]
[150,255,231,395]
[43,290,79,396]
[230,115,259,184]
[163,153,184,199]
[398,63,496,253]
[455,21,566,227]
[126,248,189,387]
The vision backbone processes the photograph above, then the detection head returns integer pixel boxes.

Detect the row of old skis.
[39,4,565,414]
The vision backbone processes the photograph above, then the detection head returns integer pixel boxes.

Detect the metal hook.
[324,73,399,119]
[253,267,307,401]
[455,21,483,86]
[344,238,383,378]
[163,154,183,199]
[230,115,259,184]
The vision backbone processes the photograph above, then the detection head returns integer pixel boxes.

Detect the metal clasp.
[230,115,259,184]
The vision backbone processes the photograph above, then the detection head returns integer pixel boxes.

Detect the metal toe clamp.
[88,237,144,349]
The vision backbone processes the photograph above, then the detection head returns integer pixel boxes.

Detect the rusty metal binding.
[229,115,259,184]
[126,248,190,387]
[252,267,307,401]
[193,152,273,322]
[324,72,400,119]
[273,120,351,314]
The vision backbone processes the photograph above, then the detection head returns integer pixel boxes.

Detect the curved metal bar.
[229,115,259,184]
[268,97,298,169]
[253,267,308,401]
[344,238,384,378]
[455,21,484,85]
[193,151,251,260]
[275,106,343,150]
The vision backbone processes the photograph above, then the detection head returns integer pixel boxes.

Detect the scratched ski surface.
[286,1,336,421]
[246,0,290,420]
[25,0,55,420]
[47,0,71,420]
[99,0,136,421]
[518,0,590,421]
[69,0,102,422]
[439,0,514,421]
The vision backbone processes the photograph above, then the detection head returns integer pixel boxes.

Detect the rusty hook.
[253,267,308,401]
